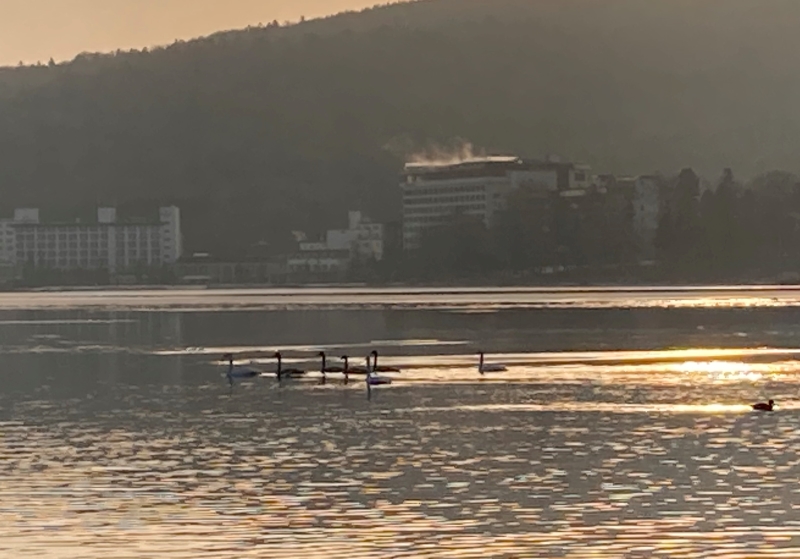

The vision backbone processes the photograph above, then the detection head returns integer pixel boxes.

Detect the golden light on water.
[675,360,763,381]
[5,287,800,557]
[669,403,753,414]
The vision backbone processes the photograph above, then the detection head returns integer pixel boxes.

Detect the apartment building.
[0,206,182,273]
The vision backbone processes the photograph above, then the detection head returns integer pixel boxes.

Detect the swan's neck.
[479,353,484,373]
[320,354,326,371]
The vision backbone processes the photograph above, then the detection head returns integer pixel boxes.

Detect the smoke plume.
[384,136,490,166]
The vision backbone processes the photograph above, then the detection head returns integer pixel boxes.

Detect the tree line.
[393,169,800,283]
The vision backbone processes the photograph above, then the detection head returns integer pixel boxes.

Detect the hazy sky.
[0,0,386,67]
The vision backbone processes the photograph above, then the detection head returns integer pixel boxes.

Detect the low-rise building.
[287,249,352,276]
[287,210,384,278]
[176,254,287,285]
[325,211,384,261]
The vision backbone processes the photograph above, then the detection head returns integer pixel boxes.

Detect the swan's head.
[222,353,234,361]
[769,399,775,406]
[370,350,378,357]
[274,351,281,358]
[318,351,325,357]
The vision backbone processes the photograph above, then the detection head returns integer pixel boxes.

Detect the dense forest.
[2,0,800,258]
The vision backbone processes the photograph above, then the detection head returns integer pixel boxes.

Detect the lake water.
[3,286,800,558]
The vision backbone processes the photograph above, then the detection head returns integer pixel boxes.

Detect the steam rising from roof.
[403,140,517,171]
[407,140,484,165]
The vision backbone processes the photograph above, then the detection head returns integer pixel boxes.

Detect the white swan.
[366,355,392,386]
[222,353,260,386]
[365,355,391,400]
[478,351,507,374]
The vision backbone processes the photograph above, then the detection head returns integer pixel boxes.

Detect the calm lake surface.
[3,285,800,558]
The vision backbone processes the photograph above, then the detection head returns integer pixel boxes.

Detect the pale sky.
[0,0,387,67]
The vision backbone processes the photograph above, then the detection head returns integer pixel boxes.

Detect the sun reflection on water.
[5,284,800,557]
[676,360,764,382]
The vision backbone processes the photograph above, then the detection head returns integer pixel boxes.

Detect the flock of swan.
[222,350,776,410]
[223,350,507,396]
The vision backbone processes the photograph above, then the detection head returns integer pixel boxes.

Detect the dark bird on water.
[370,350,401,373]
[274,351,306,381]
[318,351,344,384]
[752,399,774,411]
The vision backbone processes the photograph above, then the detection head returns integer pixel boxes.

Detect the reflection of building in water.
[156,313,184,383]
[162,312,184,348]
[0,206,182,273]
[105,311,185,384]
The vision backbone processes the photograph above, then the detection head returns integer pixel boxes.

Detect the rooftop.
[404,156,520,172]
[403,156,588,182]
[6,206,177,227]
[403,156,524,181]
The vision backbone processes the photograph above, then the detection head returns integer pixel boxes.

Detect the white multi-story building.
[0,220,16,264]
[596,173,662,261]
[287,210,383,275]
[401,156,591,249]
[0,206,182,273]
[325,211,384,261]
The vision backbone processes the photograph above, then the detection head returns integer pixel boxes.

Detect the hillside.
[2,0,800,255]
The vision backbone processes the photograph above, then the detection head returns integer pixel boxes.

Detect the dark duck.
[752,399,774,412]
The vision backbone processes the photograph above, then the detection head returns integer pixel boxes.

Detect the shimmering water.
[3,286,800,557]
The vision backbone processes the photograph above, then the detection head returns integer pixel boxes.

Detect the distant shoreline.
[4,281,800,294]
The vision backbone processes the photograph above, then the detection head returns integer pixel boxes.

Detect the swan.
[366,355,393,386]
[478,351,507,374]
[274,351,306,381]
[318,351,344,384]
[365,355,391,400]
[340,355,360,385]
[752,399,774,411]
[370,350,401,372]
[222,353,259,386]
[340,354,369,375]
[340,355,370,385]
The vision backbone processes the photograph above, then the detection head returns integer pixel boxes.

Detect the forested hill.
[2,0,800,255]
